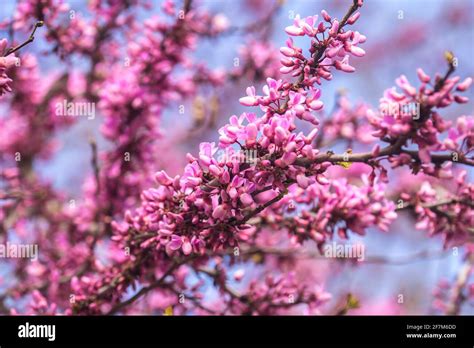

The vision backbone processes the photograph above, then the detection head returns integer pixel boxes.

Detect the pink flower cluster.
[432,244,474,314]
[239,78,323,124]
[319,94,376,146]
[10,290,58,315]
[12,0,136,57]
[368,70,471,159]
[13,0,69,30]
[260,177,397,247]
[0,39,18,96]
[238,8,367,124]
[281,9,366,83]
[228,272,331,315]
[444,115,474,153]
[0,53,69,159]
[231,40,282,81]
[401,171,474,247]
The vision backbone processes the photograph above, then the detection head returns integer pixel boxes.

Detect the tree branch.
[3,21,43,56]
[446,253,474,315]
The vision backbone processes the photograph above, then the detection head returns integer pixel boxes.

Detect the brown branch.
[311,0,361,69]
[236,190,285,225]
[339,0,361,29]
[397,198,474,211]
[106,259,185,315]
[435,52,456,92]
[183,0,192,14]
[296,140,474,168]
[446,253,474,315]
[3,21,43,56]
[400,149,474,166]
[198,268,241,297]
[163,283,219,315]
[89,139,101,198]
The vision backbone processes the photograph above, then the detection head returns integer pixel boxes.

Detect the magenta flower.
[285,15,319,37]
[0,39,19,96]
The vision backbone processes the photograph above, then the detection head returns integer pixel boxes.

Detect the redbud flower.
[0,39,19,96]
[457,77,473,91]
[417,68,431,83]
[239,86,259,106]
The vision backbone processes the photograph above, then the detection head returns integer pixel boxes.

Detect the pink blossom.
[0,39,19,96]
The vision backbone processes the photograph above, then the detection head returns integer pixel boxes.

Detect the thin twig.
[3,21,43,57]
